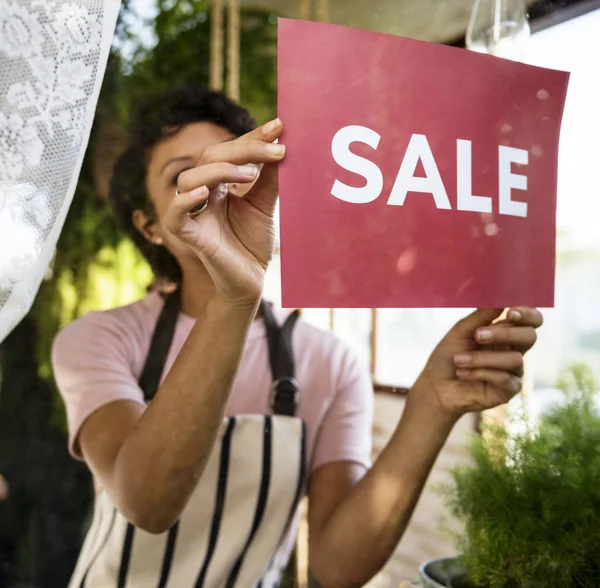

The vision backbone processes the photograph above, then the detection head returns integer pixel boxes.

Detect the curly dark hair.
[108,86,256,283]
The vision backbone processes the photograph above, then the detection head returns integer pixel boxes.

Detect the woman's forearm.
[311,383,457,588]
[113,294,258,533]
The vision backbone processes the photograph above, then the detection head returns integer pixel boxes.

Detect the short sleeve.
[52,312,146,459]
[310,346,374,472]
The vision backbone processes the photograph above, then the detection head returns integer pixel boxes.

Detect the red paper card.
[277,18,569,308]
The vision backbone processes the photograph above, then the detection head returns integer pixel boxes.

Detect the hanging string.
[227,0,241,102]
[210,0,224,92]
[316,0,329,22]
[299,0,312,20]
[370,308,378,376]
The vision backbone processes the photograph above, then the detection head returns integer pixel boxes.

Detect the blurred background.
[0,0,599,586]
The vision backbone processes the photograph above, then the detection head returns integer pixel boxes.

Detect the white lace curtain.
[0,0,121,343]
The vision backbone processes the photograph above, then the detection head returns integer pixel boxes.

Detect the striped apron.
[68,293,306,588]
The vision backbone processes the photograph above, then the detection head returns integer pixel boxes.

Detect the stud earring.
[154,237,164,246]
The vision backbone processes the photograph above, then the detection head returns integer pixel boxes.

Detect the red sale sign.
[278,18,569,308]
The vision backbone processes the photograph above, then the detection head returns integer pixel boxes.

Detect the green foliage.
[238,10,278,123]
[123,0,211,101]
[122,0,278,123]
[443,364,600,588]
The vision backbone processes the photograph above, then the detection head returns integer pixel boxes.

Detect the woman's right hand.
[162,118,285,307]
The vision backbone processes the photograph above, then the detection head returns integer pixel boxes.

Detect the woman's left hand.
[414,307,543,421]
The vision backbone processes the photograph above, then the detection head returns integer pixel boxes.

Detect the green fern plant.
[442,364,600,588]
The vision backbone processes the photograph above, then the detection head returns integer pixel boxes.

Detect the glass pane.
[2,2,598,587]
[301,308,332,331]
[376,308,469,387]
[332,308,372,370]
[525,9,600,390]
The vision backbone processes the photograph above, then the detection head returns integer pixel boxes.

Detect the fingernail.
[191,185,208,198]
[508,309,523,322]
[456,369,471,379]
[476,329,493,342]
[263,118,281,134]
[454,354,472,367]
[266,143,286,156]
[237,165,258,178]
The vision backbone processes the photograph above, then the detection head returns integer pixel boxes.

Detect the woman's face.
[134,121,238,266]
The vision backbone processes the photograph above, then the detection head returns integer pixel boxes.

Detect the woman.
[52,87,543,588]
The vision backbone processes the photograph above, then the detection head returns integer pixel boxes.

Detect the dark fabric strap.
[139,289,181,401]
[260,301,300,417]
[139,291,300,415]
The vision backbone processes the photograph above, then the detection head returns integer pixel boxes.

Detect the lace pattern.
[0,0,120,342]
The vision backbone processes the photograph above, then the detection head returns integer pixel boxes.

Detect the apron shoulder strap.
[139,291,300,415]
[260,301,301,417]
[139,289,181,401]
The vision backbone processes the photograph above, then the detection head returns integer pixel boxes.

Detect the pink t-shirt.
[52,292,373,475]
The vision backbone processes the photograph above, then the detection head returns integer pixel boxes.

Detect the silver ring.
[175,188,180,197]
[187,198,209,218]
